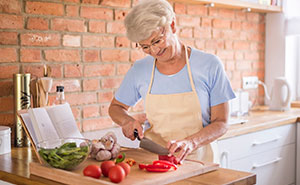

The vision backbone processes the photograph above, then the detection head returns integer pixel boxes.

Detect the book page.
[46,103,83,139]
[20,113,38,146]
[28,108,60,143]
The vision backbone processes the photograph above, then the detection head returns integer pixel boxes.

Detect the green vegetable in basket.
[38,142,89,170]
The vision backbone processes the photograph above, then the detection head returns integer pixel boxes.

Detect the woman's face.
[138,25,178,62]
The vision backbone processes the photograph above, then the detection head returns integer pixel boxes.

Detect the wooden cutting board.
[30,148,218,185]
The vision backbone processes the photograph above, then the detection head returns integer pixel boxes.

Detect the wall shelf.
[171,0,282,13]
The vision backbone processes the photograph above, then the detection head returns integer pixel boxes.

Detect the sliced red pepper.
[145,167,170,172]
[139,163,148,170]
[153,160,177,170]
[158,155,179,165]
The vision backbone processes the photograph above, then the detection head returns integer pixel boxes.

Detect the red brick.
[23,65,44,77]
[179,27,193,38]
[205,40,224,49]
[225,61,235,71]
[208,7,218,16]
[102,50,129,62]
[250,42,264,51]
[82,117,113,132]
[115,9,129,21]
[178,16,200,27]
[52,18,86,32]
[81,7,113,20]
[0,14,23,29]
[187,5,207,16]
[212,19,231,29]
[0,48,17,62]
[130,50,146,62]
[20,48,41,63]
[247,12,261,22]
[201,17,212,27]
[231,21,241,30]
[48,64,63,78]
[242,22,257,31]
[26,2,64,16]
[216,50,234,60]
[100,104,109,116]
[45,50,80,62]
[51,79,81,92]
[66,5,79,17]
[82,35,114,48]
[83,105,99,118]
[181,39,195,48]
[116,36,130,48]
[236,11,246,21]
[236,61,252,70]
[195,40,204,50]
[222,30,240,39]
[64,0,80,3]
[0,81,13,96]
[234,51,244,60]
[0,32,18,45]
[83,79,100,91]
[107,21,126,34]
[219,9,235,19]
[89,21,105,33]
[21,33,60,46]
[64,64,82,78]
[233,41,250,50]
[100,0,130,7]
[98,91,113,103]
[245,52,260,60]
[63,35,81,47]
[252,61,265,70]
[84,64,115,77]
[66,93,97,106]
[83,50,99,62]
[249,32,264,42]
[225,40,233,50]
[194,27,211,39]
[27,17,48,30]
[82,0,100,4]
[117,63,131,75]
[174,3,186,14]
[0,113,14,126]
[0,0,21,14]
[101,77,123,89]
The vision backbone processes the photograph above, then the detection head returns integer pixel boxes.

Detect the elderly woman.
[108,0,235,163]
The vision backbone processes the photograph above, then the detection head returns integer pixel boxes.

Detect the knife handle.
[134,129,140,140]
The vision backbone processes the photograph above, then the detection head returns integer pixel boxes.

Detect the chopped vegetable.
[158,155,179,165]
[115,153,125,164]
[38,142,89,170]
[139,160,178,173]
[125,158,136,166]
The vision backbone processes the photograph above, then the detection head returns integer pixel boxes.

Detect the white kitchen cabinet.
[218,124,297,185]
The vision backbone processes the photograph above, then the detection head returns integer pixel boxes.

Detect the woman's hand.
[121,119,144,141]
[167,139,196,164]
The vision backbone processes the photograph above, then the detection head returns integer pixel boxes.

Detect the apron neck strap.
[146,45,196,95]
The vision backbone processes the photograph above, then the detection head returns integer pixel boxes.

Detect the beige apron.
[144,45,215,162]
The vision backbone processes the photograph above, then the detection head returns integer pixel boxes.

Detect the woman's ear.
[170,19,176,33]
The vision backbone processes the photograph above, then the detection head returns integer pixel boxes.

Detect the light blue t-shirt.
[115,48,235,127]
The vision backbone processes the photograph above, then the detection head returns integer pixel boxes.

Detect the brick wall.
[0,0,265,141]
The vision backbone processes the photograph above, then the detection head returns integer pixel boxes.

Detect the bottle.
[53,86,66,105]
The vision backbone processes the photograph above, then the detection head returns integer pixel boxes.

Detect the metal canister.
[13,73,31,147]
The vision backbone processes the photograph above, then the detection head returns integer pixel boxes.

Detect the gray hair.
[124,0,175,43]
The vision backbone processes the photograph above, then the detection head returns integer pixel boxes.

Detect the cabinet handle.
[252,157,282,169]
[252,136,281,146]
[220,151,229,168]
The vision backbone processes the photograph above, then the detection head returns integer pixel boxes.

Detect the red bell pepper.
[139,160,178,173]
[158,155,179,165]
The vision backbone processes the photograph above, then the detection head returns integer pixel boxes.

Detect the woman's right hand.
[121,119,144,140]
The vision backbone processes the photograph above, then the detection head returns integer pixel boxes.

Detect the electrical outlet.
[242,76,258,89]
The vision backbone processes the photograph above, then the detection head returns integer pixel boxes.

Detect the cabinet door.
[218,124,296,164]
[231,144,296,185]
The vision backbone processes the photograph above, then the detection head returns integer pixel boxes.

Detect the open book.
[19,103,83,149]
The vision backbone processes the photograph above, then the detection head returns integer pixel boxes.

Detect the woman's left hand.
[167,139,196,164]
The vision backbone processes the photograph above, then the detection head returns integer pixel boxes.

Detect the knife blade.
[134,129,169,155]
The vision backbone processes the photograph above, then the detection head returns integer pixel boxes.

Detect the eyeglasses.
[136,27,166,53]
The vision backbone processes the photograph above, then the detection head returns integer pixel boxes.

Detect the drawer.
[218,124,296,161]
[231,143,296,185]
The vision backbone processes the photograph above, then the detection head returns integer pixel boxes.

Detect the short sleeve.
[115,65,141,106]
[209,56,236,106]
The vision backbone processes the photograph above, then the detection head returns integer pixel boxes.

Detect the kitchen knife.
[134,129,169,155]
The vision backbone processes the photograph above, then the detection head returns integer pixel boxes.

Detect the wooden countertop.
[220,107,300,140]
[0,147,255,185]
